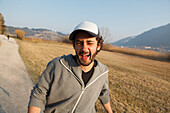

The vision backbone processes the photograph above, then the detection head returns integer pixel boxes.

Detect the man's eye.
[88,42,94,45]
[76,42,81,45]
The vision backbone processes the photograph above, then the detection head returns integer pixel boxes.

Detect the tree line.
[0,13,6,34]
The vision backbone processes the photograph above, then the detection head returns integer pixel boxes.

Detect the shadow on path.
[0,87,10,97]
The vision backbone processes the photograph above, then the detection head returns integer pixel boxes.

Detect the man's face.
[74,31,101,66]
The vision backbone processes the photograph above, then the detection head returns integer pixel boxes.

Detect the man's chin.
[76,54,94,66]
[79,59,93,66]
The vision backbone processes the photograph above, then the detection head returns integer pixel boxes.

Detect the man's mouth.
[80,53,90,61]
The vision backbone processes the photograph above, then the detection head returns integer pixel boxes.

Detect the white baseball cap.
[69,21,101,40]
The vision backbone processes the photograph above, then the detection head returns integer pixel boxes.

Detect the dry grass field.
[103,44,170,61]
[16,39,170,113]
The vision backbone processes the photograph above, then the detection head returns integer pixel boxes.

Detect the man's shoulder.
[95,60,108,72]
[49,54,73,65]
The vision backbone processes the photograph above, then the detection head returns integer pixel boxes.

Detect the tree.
[0,13,6,34]
[100,27,112,43]
[14,29,25,40]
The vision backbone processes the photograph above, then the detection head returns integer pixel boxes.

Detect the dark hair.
[96,36,104,53]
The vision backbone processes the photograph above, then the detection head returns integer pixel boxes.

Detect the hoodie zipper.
[71,88,85,113]
[60,59,109,113]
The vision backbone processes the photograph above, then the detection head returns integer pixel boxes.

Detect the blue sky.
[0,0,170,42]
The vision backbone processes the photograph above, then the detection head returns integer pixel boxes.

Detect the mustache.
[79,51,90,55]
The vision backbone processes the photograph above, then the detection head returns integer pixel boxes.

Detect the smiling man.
[28,21,113,113]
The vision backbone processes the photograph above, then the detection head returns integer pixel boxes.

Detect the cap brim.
[69,29,98,40]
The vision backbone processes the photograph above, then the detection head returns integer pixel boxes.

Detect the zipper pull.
[82,87,85,92]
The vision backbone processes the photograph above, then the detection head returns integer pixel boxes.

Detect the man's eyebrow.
[75,39,94,42]
[87,40,94,42]
[75,40,81,42]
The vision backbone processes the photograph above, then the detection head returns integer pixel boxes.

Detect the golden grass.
[96,51,170,112]
[103,44,170,61]
[16,39,170,113]
[16,39,74,82]
[22,37,60,43]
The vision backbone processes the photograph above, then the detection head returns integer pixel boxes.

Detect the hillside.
[7,26,66,40]
[112,23,170,50]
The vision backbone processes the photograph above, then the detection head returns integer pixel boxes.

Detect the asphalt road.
[0,35,33,113]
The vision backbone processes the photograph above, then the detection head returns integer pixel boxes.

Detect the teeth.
[81,54,89,57]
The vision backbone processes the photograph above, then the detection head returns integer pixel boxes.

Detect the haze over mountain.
[7,26,66,40]
[112,23,170,50]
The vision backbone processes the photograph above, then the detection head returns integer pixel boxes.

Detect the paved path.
[0,35,33,113]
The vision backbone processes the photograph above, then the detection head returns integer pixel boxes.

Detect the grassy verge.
[16,39,170,112]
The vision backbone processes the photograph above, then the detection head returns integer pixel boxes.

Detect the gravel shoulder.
[0,35,33,113]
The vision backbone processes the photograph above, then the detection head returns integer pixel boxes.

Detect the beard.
[75,49,97,66]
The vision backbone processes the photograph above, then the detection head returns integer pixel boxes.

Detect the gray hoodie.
[29,54,110,113]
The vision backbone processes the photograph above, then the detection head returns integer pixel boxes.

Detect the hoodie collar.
[60,54,107,88]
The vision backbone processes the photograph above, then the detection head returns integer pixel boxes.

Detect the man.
[28,21,113,113]
[7,35,10,40]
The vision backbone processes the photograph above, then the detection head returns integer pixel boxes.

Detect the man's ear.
[97,45,101,51]
[73,41,75,49]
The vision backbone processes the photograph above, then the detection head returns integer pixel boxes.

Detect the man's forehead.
[75,36,97,41]
[75,37,96,42]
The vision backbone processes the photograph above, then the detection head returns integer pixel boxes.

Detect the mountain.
[112,24,170,49]
[7,26,66,40]
[112,36,135,46]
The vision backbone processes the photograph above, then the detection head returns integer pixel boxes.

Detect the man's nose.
[81,43,88,51]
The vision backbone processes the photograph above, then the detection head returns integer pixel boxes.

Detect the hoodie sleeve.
[98,73,110,105]
[28,60,55,111]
